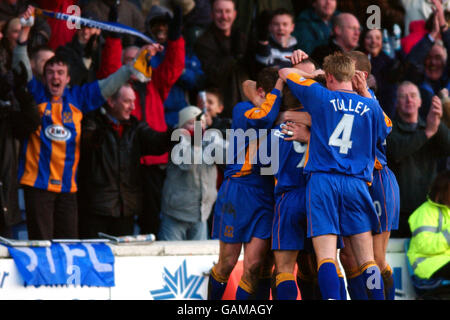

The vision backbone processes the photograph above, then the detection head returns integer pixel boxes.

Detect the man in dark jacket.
[0,60,40,237]
[194,0,249,118]
[78,84,173,238]
[387,81,450,238]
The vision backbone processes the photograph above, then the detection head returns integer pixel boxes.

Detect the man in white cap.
[158,106,224,240]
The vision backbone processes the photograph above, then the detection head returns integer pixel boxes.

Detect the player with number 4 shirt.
[279,52,391,300]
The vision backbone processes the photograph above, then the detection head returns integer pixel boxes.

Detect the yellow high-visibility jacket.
[408,198,450,279]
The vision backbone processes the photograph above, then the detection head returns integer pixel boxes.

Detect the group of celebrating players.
[207,48,400,300]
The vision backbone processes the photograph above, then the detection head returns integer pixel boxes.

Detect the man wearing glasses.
[311,12,361,66]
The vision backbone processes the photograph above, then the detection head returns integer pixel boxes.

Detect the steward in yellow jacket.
[408,173,450,280]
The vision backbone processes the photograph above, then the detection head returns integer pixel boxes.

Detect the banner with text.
[5,243,115,287]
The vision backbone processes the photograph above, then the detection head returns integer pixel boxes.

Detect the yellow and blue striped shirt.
[18,77,105,193]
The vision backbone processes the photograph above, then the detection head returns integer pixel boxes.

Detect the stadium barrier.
[0,238,416,300]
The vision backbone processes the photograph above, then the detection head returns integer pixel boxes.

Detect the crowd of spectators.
[0,0,449,241]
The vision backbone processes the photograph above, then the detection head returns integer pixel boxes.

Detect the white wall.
[0,239,416,300]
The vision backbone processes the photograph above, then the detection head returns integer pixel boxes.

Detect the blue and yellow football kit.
[286,74,390,237]
[370,133,400,233]
[366,89,400,233]
[212,89,281,243]
[18,77,105,193]
[271,121,308,250]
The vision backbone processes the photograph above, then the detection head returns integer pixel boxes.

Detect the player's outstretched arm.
[279,68,295,82]
[278,68,324,82]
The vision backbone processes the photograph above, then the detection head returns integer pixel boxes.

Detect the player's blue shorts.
[369,166,400,233]
[211,178,274,243]
[272,188,307,251]
[306,172,380,238]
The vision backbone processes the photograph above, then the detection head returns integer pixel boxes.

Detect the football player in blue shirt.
[274,57,343,300]
[270,60,314,300]
[242,63,326,300]
[337,51,399,300]
[279,52,390,300]
[282,53,399,300]
[208,67,283,300]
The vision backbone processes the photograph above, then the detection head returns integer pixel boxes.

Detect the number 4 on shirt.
[328,114,354,154]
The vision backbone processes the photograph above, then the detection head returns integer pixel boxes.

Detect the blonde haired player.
[279,52,391,299]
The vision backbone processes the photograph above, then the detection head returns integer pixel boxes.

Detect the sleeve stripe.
[244,92,278,120]
[374,158,383,170]
[287,73,316,87]
[231,140,260,177]
[383,112,392,127]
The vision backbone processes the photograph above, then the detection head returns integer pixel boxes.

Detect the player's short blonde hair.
[323,52,355,82]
